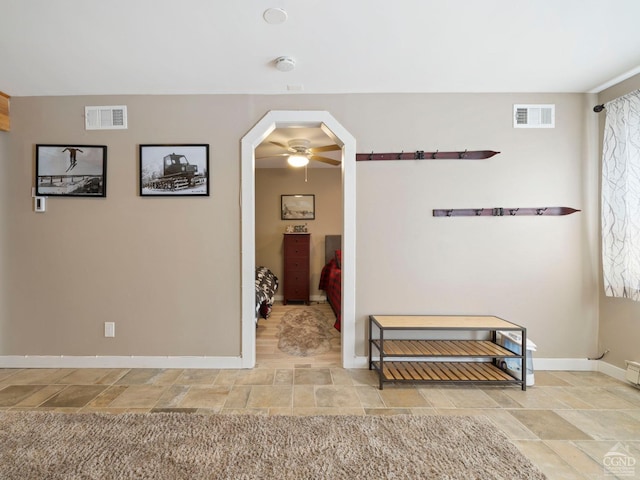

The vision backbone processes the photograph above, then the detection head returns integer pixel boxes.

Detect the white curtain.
[602,89,640,300]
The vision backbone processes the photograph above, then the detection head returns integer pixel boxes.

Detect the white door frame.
[240,110,357,368]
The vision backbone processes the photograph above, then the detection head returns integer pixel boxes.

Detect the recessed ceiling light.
[263,8,287,24]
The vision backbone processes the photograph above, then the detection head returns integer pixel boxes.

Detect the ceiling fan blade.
[255,153,290,159]
[310,144,341,153]
[310,155,341,166]
[269,141,290,150]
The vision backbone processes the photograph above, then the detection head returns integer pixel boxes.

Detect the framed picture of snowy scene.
[281,194,315,220]
[139,144,209,197]
[35,144,107,197]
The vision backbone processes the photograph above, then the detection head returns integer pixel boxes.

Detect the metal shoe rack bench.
[368,315,527,390]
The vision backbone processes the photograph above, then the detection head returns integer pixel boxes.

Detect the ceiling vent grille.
[85,105,127,130]
[513,104,555,128]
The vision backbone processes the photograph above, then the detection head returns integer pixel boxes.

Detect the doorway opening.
[254,127,342,366]
[240,111,356,368]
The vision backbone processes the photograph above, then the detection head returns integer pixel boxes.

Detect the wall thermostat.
[34,197,46,212]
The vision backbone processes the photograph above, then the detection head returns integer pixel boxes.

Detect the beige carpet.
[0,412,546,479]
[276,307,339,356]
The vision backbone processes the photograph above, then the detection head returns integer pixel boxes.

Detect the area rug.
[276,307,339,356]
[0,412,546,480]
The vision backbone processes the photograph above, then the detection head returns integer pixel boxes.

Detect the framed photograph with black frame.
[139,144,209,197]
[35,144,107,197]
[281,194,315,220]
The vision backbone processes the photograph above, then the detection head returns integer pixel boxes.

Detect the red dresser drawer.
[283,233,310,305]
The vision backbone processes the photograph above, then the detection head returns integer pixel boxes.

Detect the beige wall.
[1,92,599,360]
[349,93,598,357]
[598,73,640,369]
[5,95,247,356]
[0,132,7,351]
[255,168,342,299]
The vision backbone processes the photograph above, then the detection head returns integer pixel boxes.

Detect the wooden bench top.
[369,315,523,330]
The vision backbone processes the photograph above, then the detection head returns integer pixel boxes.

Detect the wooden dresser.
[283,233,310,305]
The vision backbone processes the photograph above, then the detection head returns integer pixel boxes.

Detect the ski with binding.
[356,150,500,161]
[433,207,581,217]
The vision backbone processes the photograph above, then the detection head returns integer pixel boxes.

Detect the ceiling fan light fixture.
[287,154,309,167]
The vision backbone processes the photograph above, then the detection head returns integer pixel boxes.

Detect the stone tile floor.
[0,305,639,479]
[1,367,639,479]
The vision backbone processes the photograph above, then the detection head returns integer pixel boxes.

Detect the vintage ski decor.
[433,207,580,217]
[356,150,500,161]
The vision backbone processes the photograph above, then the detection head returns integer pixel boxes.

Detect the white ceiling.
[4,1,640,168]
[1,0,640,97]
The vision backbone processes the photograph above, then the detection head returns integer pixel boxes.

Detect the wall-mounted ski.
[433,207,580,217]
[356,150,499,161]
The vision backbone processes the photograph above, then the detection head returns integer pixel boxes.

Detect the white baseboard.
[533,357,597,371]
[596,360,627,381]
[532,358,630,383]
[350,356,370,369]
[0,355,630,383]
[0,356,245,369]
[356,355,628,377]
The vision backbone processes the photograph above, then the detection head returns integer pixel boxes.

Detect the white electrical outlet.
[104,322,115,337]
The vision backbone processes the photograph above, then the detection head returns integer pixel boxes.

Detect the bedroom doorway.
[241,111,356,369]
[254,130,342,366]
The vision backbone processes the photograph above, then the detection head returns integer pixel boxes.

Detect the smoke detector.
[275,56,296,72]
[263,8,287,24]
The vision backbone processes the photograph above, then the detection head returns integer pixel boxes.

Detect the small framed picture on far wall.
[281,194,315,220]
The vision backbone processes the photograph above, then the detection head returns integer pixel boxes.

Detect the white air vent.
[626,360,640,386]
[85,105,128,130]
[513,104,555,128]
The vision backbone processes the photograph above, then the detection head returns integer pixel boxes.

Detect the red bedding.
[319,258,341,331]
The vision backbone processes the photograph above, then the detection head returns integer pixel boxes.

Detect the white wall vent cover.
[85,105,127,130]
[626,360,640,386]
[513,104,555,128]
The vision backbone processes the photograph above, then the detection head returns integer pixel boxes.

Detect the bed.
[255,266,278,323]
[318,235,342,331]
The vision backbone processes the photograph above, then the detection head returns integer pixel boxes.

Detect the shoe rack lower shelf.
[369,315,527,390]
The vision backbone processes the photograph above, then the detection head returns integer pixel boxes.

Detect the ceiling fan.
[258,138,341,167]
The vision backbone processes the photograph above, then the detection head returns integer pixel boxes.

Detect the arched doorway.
[240,111,356,368]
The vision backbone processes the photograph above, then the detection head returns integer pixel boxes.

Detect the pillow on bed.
[335,250,342,269]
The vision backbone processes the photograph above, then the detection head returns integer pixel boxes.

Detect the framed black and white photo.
[139,144,209,196]
[35,144,107,197]
[281,194,315,220]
